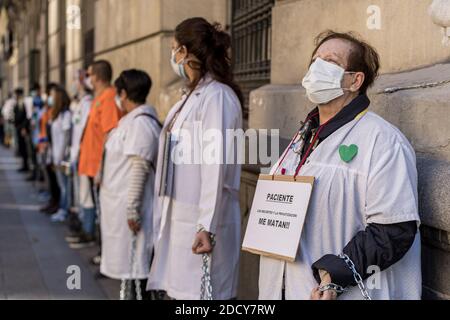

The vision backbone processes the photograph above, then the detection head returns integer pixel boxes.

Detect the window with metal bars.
[232,0,275,119]
[83,28,95,69]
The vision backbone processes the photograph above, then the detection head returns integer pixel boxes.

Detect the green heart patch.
[339,144,358,163]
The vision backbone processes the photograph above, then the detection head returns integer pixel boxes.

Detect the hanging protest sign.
[242,175,315,262]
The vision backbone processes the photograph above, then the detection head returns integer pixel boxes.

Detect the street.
[0,146,119,300]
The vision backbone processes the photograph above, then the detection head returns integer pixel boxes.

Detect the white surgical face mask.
[84,77,94,91]
[170,47,189,80]
[47,96,54,107]
[115,95,123,111]
[302,58,353,105]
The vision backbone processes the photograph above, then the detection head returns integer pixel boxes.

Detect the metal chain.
[200,253,213,300]
[200,233,216,301]
[319,283,347,295]
[119,277,127,300]
[120,235,142,300]
[339,253,371,300]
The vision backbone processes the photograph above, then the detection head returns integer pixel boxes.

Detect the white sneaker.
[51,210,67,223]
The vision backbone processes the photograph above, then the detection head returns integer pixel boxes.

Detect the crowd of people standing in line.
[0,16,422,301]
[0,17,243,300]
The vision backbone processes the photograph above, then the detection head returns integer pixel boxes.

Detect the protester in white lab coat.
[49,86,72,223]
[69,71,93,187]
[147,18,243,300]
[100,69,161,300]
[2,94,16,148]
[64,70,93,242]
[258,31,421,300]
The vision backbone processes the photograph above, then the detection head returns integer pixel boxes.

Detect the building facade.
[0,0,229,117]
[0,0,449,300]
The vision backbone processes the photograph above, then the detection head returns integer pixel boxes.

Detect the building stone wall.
[1,0,229,118]
[93,0,228,118]
[272,0,450,85]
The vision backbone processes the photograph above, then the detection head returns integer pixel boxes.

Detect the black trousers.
[16,130,29,170]
[0,122,4,145]
[46,165,60,205]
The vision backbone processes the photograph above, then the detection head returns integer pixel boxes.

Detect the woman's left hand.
[310,271,338,300]
[128,219,141,235]
[192,231,213,255]
[310,287,338,300]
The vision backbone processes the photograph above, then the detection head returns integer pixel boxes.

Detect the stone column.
[65,0,83,93]
[47,0,62,83]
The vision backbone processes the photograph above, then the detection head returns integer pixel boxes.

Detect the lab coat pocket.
[170,200,200,224]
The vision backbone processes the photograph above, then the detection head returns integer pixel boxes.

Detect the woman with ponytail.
[148,17,243,300]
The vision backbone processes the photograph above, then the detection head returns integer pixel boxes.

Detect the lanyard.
[274,112,318,176]
[276,108,369,178]
[295,108,369,176]
[294,123,327,177]
[168,90,194,133]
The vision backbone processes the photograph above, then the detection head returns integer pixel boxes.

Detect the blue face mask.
[47,96,54,107]
[170,47,189,80]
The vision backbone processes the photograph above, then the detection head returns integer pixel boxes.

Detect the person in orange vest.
[69,60,122,260]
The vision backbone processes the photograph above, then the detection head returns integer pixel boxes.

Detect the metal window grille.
[232,0,275,119]
[83,28,95,68]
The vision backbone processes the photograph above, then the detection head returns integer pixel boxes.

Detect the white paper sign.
[242,175,314,262]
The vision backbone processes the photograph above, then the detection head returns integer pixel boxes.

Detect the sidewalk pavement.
[0,146,120,300]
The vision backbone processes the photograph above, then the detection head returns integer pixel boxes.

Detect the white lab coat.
[147,76,243,300]
[100,105,161,280]
[2,98,16,121]
[50,110,72,166]
[24,96,34,120]
[70,94,93,164]
[259,111,422,300]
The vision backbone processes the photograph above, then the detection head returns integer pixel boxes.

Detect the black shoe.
[26,174,37,182]
[44,204,59,215]
[40,202,57,213]
[69,235,96,249]
[18,167,29,173]
[65,232,83,243]
[67,212,83,234]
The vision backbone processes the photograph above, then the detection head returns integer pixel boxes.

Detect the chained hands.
[192,231,213,255]
[310,270,338,300]
[127,210,142,235]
